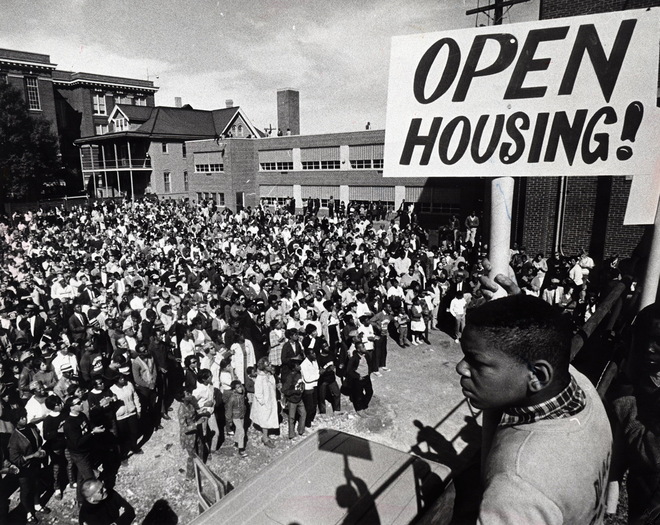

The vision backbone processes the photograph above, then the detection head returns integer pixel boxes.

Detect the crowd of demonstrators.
[0,195,629,522]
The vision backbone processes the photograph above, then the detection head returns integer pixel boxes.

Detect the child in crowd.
[394,306,410,347]
[224,380,247,457]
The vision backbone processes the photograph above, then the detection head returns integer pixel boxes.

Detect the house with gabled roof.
[75,101,263,199]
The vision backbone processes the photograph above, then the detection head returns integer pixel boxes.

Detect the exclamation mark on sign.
[616,101,644,161]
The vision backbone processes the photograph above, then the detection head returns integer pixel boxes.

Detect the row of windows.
[197,192,226,206]
[260,159,383,172]
[350,159,384,169]
[94,93,148,115]
[195,164,224,173]
[260,196,289,207]
[260,162,294,171]
[301,160,342,170]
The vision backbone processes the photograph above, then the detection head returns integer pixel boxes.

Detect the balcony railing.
[81,157,152,171]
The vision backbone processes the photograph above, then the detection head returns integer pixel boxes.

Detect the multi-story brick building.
[187,128,484,221]
[0,48,158,189]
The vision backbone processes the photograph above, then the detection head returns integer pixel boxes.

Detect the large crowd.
[0,196,626,523]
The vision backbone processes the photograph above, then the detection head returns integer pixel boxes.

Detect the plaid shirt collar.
[499,374,586,427]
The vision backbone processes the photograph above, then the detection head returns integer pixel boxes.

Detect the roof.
[138,106,218,137]
[75,104,263,144]
[115,104,154,123]
[0,48,56,69]
[189,429,451,525]
[52,70,157,91]
[211,107,240,136]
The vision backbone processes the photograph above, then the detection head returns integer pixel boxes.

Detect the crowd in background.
[0,196,626,523]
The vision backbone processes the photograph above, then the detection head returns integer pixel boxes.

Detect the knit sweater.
[479,368,612,525]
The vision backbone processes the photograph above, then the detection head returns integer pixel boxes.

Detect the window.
[183,171,189,192]
[95,124,108,135]
[93,93,106,115]
[260,162,277,171]
[261,196,289,207]
[373,159,384,169]
[302,161,320,170]
[217,193,225,206]
[114,95,131,105]
[163,172,171,193]
[112,118,128,132]
[197,192,203,202]
[237,125,243,136]
[350,159,372,169]
[182,143,187,158]
[135,96,146,106]
[26,77,41,110]
[195,163,223,173]
[162,143,168,154]
[0,73,7,84]
[320,160,340,170]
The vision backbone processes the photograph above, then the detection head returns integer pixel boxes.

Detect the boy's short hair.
[230,380,242,390]
[466,295,572,377]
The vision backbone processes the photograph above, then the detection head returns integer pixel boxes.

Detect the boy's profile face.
[456,326,530,410]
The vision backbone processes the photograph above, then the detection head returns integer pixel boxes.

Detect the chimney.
[277,89,300,135]
[174,97,182,108]
[226,99,234,108]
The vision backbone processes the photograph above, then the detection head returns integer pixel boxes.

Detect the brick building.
[517,0,660,260]
[75,102,262,199]
[187,128,484,217]
[0,48,158,189]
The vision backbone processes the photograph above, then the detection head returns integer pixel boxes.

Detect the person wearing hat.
[54,363,77,401]
[109,368,142,463]
[51,344,79,380]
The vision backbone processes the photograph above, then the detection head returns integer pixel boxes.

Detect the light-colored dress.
[251,371,279,430]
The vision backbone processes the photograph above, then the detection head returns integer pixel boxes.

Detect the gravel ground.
[10,328,628,523]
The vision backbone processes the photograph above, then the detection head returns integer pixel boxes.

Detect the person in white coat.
[251,357,278,448]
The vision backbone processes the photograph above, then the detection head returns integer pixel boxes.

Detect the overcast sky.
[1,0,539,134]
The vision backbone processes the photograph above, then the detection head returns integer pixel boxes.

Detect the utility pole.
[465,0,529,26]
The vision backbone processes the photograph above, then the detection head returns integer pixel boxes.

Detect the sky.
[1,0,539,135]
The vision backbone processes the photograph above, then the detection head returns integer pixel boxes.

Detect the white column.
[339,185,349,205]
[113,143,122,195]
[489,177,515,299]
[293,184,302,211]
[127,141,135,201]
[394,185,406,210]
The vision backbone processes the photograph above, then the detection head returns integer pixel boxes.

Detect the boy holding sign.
[456,294,611,523]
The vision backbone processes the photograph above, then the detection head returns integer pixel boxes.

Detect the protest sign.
[384,8,659,178]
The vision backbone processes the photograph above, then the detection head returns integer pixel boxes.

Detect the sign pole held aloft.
[489,177,514,298]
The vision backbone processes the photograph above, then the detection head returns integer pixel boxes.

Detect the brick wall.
[541,0,660,19]
[605,177,646,257]
[522,177,559,254]
[527,0,657,259]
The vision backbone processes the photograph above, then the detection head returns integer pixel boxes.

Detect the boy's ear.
[528,360,554,392]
